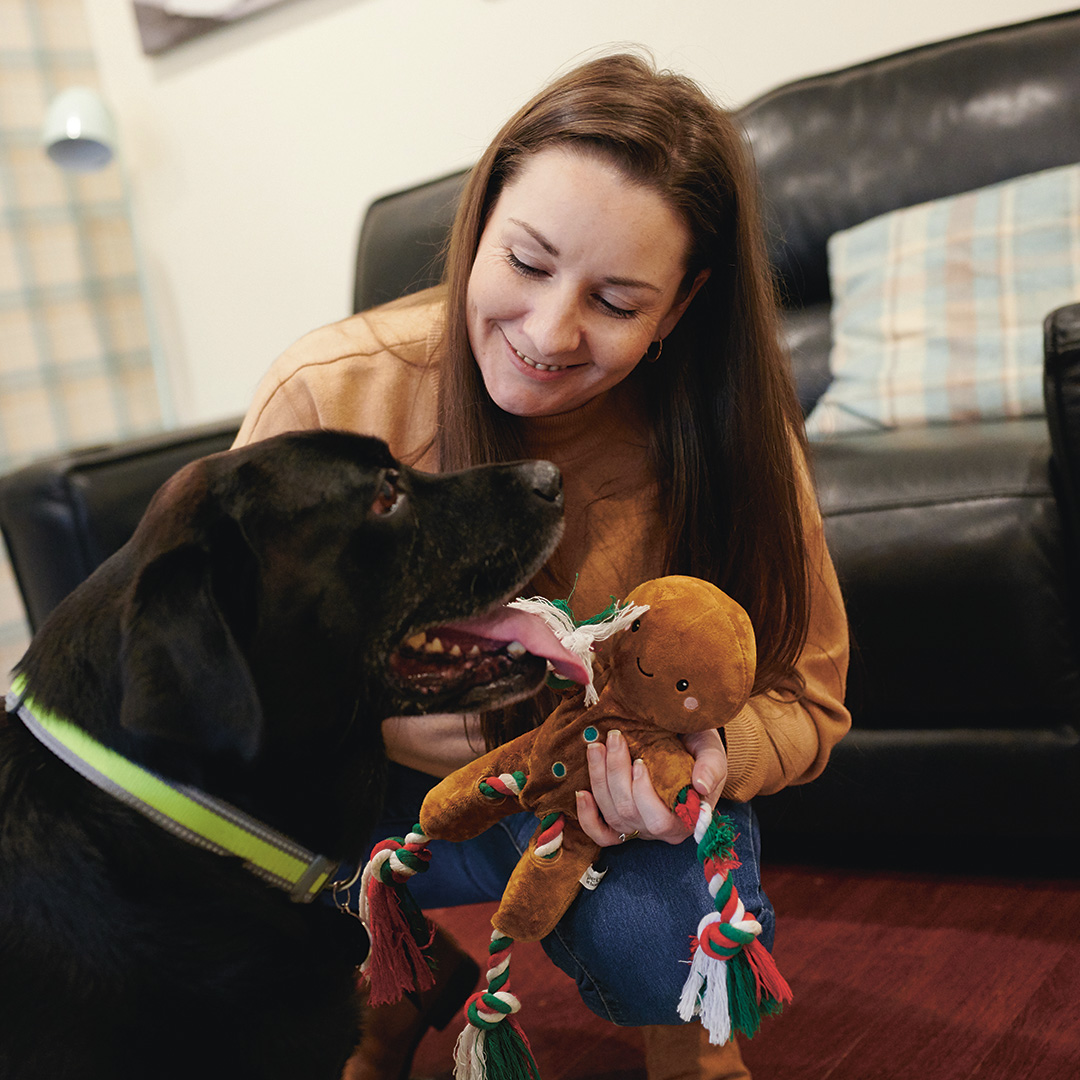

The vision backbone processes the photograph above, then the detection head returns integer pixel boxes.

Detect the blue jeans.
[364,762,774,1026]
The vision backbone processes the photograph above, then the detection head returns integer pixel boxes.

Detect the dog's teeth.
[506,641,526,659]
[425,638,445,654]
[405,632,427,650]
[450,644,462,658]
[469,645,481,657]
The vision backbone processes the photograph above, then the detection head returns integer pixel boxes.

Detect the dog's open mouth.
[389,607,589,701]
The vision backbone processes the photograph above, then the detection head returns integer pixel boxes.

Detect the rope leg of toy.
[673,789,792,1044]
[533,812,564,859]
[454,929,540,1080]
[450,788,547,1080]
[357,825,436,1005]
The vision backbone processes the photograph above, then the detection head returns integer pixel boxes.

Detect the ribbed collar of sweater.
[514,379,650,467]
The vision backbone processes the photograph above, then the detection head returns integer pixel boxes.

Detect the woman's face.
[466,146,705,417]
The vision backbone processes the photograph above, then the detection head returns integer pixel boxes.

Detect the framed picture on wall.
[133,0,304,56]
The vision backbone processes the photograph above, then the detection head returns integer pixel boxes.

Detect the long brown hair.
[437,52,810,705]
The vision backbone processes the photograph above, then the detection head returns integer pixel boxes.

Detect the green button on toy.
[583,726,599,743]
[552,761,567,778]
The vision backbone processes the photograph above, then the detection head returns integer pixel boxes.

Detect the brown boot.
[342,925,480,1080]
[641,1023,751,1080]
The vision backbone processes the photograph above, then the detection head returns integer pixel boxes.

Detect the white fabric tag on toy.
[579,864,608,891]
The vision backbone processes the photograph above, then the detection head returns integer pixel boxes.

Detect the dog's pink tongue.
[458,608,590,685]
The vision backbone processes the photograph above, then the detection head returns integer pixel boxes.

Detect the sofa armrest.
[0,419,239,632]
[1044,302,1080,546]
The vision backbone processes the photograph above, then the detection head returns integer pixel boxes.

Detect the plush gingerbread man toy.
[420,575,755,939]
[361,577,790,1079]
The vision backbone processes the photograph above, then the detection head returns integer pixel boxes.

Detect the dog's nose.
[524,460,562,504]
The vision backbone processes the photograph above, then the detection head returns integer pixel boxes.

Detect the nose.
[522,287,582,360]
[524,460,562,505]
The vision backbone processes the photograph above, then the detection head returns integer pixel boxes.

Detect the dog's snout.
[525,460,562,504]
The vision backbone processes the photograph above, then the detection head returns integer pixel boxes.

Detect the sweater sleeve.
[233,290,444,454]
[720,466,851,802]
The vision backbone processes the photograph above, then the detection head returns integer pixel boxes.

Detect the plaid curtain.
[0,0,163,675]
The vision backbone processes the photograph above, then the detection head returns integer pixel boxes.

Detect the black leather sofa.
[3,9,1079,867]
[744,9,1080,862]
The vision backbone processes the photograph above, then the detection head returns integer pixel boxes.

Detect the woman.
[235,52,850,1080]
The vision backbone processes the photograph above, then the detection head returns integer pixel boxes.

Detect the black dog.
[0,429,572,1080]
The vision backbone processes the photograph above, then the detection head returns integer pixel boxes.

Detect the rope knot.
[465,988,522,1030]
[368,828,431,885]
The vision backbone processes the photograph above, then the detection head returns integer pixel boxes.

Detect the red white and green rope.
[478,771,563,859]
[506,594,649,706]
[454,930,539,1080]
[480,771,527,800]
[673,788,792,1044]
[533,812,564,859]
[356,825,435,1004]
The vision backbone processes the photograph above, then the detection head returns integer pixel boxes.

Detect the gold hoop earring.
[645,338,663,363]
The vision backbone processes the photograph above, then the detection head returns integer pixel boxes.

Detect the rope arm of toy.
[357,827,436,1005]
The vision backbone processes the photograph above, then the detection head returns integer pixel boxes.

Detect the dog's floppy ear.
[118,518,263,761]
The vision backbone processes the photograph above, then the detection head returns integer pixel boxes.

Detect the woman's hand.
[576,728,728,847]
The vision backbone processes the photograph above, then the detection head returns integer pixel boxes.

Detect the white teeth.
[424,637,444,654]
[506,641,527,659]
[469,645,481,657]
[405,632,427,650]
[450,644,462,657]
[515,348,565,373]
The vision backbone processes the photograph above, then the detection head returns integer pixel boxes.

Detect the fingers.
[575,788,621,846]
[581,730,694,846]
[681,728,728,805]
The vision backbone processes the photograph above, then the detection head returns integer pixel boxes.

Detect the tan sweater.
[236,287,851,801]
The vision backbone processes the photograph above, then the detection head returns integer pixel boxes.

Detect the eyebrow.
[507,218,662,293]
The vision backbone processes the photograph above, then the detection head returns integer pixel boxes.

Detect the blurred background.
[0,0,1070,667]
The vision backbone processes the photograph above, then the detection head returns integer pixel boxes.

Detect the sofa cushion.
[741,10,1080,310]
[805,163,1080,439]
[813,417,1080,732]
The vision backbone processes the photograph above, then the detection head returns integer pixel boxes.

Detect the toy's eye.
[676,679,689,692]
[631,619,641,632]
[372,470,403,516]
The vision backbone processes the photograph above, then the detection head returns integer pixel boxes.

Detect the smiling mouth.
[513,347,568,373]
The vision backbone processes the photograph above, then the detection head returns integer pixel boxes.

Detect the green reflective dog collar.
[7,674,335,903]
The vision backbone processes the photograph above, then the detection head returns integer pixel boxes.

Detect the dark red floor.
[412,865,1080,1079]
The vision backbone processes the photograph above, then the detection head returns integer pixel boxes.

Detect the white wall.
[82,0,1071,426]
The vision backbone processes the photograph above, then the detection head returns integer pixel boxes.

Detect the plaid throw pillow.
[805,163,1080,440]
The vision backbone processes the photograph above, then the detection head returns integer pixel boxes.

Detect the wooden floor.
[413,861,1080,1079]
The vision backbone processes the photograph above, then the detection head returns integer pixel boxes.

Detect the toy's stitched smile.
[636,657,653,677]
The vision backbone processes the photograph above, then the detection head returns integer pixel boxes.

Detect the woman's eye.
[506,252,545,278]
[372,471,403,516]
[597,296,637,319]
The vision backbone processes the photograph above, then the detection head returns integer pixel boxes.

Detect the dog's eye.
[372,471,403,516]
[630,619,641,632]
